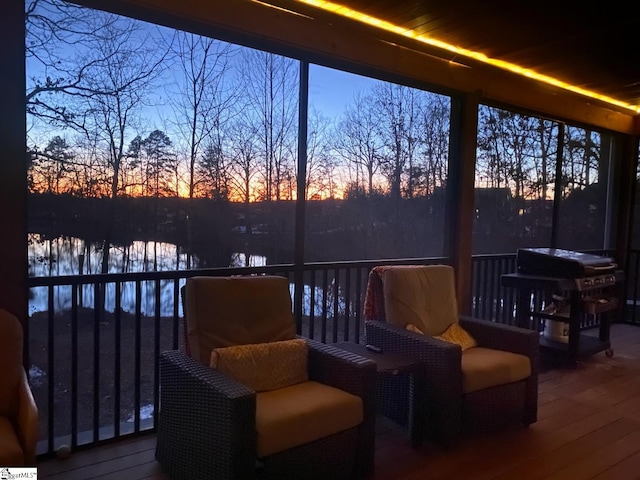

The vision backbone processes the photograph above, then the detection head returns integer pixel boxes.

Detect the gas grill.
[516,247,619,292]
[502,248,622,363]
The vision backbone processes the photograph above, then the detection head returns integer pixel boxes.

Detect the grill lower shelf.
[501,271,621,364]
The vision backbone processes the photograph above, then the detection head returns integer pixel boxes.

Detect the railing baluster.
[114,282,121,438]
[309,269,316,340]
[47,285,54,453]
[173,279,180,350]
[154,279,161,429]
[134,281,142,433]
[93,283,100,443]
[71,285,78,448]
[332,268,340,343]
[632,252,640,324]
[480,259,490,319]
[344,267,351,341]
[354,266,363,344]
[321,269,328,344]
[491,258,497,319]
[500,257,510,323]
[471,259,479,317]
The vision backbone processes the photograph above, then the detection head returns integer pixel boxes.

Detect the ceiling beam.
[76,0,637,134]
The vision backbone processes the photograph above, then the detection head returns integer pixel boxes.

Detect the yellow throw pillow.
[405,323,425,335]
[210,338,308,392]
[434,323,477,351]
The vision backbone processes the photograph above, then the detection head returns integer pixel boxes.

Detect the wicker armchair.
[156,275,377,480]
[364,265,538,448]
[0,309,39,466]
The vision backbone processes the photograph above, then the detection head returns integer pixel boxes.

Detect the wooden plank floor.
[37,323,640,480]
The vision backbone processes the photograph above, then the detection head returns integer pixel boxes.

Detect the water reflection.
[230,253,267,267]
[29,234,192,277]
[28,234,268,315]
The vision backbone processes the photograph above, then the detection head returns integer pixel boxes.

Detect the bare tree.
[418,94,450,195]
[61,13,169,275]
[563,126,601,195]
[371,83,423,199]
[530,118,557,201]
[333,90,384,195]
[227,119,259,203]
[167,33,237,199]
[71,134,107,197]
[477,107,539,198]
[26,0,121,130]
[237,50,298,201]
[305,109,337,199]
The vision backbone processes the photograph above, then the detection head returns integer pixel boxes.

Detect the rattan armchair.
[156,275,377,480]
[364,265,538,448]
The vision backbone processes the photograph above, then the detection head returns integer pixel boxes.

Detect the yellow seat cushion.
[255,381,363,458]
[0,416,24,466]
[461,347,531,394]
[210,339,308,392]
[434,323,477,351]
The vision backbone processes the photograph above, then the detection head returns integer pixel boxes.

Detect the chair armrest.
[459,316,539,358]
[16,369,38,465]
[365,319,461,366]
[305,339,377,479]
[157,350,256,480]
[365,320,463,447]
[306,339,376,398]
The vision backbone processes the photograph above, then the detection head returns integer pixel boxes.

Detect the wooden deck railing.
[27,252,640,457]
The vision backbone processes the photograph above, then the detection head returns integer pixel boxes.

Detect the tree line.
[26,0,609,262]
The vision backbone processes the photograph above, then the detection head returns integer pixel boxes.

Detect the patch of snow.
[126,404,154,422]
[29,365,46,387]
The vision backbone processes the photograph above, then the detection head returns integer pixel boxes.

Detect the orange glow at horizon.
[294,0,640,114]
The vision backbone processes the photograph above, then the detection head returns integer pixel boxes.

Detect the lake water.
[28,234,269,316]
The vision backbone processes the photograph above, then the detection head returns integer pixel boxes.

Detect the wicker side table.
[335,341,425,447]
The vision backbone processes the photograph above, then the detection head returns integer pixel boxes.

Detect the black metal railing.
[470,253,518,323]
[624,249,640,324]
[27,251,640,457]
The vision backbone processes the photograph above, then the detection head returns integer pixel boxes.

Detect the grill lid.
[516,248,616,278]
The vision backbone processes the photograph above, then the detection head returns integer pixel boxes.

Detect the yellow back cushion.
[184,276,297,365]
[382,265,458,336]
[210,338,308,392]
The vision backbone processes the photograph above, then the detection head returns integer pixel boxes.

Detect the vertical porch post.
[294,60,309,332]
[446,92,479,315]
[613,132,639,271]
[0,0,28,327]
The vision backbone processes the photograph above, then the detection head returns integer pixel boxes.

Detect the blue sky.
[309,64,380,119]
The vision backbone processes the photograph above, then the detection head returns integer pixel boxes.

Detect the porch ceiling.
[268,0,640,114]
